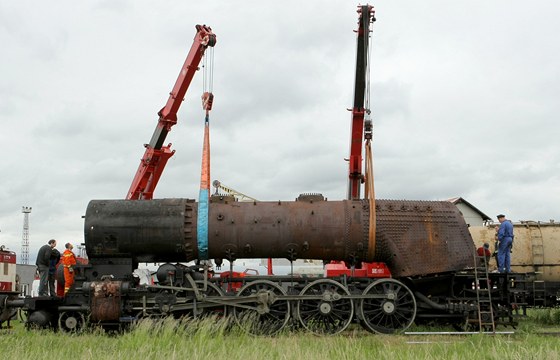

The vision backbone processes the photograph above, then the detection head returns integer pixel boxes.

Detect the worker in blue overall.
[496,214,514,273]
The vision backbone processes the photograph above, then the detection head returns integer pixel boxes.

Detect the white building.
[446,197,491,227]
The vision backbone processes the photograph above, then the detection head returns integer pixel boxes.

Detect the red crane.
[127,25,216,200]
[347,5,375,200]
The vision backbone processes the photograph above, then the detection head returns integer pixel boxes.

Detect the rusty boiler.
[84,197,475,277]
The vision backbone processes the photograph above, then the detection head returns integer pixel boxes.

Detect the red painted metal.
[0,282,13,292]
[0,248,16,292]
[218,269,259,292]
[0,253,16,264]
[127,25,216,200]
[325,261,391,278]
[348,5,375,200]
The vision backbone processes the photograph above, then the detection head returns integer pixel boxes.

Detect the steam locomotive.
[1,5,543,335]
[0,196,524,334]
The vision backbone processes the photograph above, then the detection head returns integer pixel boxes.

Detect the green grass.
[1,311,560,360]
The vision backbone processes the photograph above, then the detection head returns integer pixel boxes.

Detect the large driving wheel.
[359,278,416,334]
[190,281,227,318]
[233,280,290,336]
[296,279,354,335]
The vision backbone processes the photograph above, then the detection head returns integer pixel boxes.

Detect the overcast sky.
[1,1,559,261]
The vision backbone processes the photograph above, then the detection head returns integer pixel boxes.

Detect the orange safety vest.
[61,249,77,294]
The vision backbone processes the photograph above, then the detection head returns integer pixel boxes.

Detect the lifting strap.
[197,114,211,260]
[197,48,214,260]
[364,138,376,260]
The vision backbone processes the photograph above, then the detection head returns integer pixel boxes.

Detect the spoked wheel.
[191,281,227,318]
[58,311,86,333]
[297,279,354,335]
[359,278,416,334]
[233,280,290,336]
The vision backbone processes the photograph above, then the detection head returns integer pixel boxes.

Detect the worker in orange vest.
[61,243,77,295]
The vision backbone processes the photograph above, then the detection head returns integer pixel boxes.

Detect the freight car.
[0,246,20,328]
[470,221,560,308]
[0,197,520,334]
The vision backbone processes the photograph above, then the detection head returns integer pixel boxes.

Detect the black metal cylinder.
[84,198,369,264]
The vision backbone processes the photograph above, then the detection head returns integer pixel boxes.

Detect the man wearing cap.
[497,214,514,273]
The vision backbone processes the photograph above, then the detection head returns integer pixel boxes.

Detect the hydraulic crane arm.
[348,6,375,200]
[127,25,216,200]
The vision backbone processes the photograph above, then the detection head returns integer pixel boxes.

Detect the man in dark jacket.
[48,248,61,297]
[36,239,57,296]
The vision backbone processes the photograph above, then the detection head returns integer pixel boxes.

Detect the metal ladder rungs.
[473,250,495,332]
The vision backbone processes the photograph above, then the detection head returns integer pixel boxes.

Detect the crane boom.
[348,5,375,200]
[127,25,216,200]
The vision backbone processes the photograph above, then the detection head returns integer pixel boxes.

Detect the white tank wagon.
[470,221,560,306]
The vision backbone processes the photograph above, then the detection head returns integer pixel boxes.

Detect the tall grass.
[1,316,559,360]
[528,308,560,326]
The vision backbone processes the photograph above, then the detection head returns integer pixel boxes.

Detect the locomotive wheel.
[296,279,354,335]
[58,311,86,333]
[359,278,416,334]
[191,281,227,318]
[233,280,290,336]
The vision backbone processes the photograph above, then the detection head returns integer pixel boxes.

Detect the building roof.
[446,197,492,221]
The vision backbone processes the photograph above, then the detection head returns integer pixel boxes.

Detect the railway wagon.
[0,246,19,328]
[470,221,560,306]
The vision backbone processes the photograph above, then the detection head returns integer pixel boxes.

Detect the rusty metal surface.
[84,198,475,277]
[374,200,475,277]
[85,199,368,262]
[89,280,122,322]
[85,198,369,265]
[208,198,368,264]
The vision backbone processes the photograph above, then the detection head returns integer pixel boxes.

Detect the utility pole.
[21,206,32,265]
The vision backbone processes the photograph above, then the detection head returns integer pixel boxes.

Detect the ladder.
[533,280,547,307]
[473,251,496,332]
[527,222,545,271]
